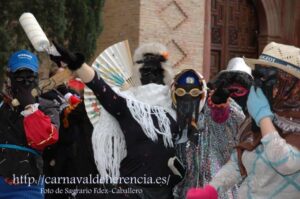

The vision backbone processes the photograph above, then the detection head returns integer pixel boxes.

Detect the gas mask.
[10,69,38,109]
[137,53,166,85]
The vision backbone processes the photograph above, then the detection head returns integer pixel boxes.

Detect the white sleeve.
[210,151,242,193]
[261,131,300,175]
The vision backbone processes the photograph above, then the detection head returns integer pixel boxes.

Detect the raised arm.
[50,42,127,118]
[247,86,300,175]
[260,118,300,175]
[77,64,127,118]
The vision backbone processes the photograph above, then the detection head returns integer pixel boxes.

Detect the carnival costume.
[0,50,59,199]
[42,81,103,199]
[187,42,300,199]
[172,69,245,199]
[50,42,183,199]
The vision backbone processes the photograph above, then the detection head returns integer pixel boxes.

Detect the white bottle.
[19,12,50,52]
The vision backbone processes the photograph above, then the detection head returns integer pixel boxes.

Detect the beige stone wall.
[139,0,206,74]
[95,0,207,75]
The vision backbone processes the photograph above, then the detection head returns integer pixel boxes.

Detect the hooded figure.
[172,69,245,199]
[187,42,300,199]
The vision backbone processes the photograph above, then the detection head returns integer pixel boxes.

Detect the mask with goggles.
[171,69,207,141]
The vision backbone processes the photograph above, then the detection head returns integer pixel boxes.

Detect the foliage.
[0,0,104,84]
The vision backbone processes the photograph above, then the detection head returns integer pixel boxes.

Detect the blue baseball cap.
[8,50,39,73]
[176,70,201,86]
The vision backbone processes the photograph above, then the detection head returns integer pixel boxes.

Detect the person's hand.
[211,86,230,104]
[247,86,274,126]
[187,185,218,199]
[50,41,85,71]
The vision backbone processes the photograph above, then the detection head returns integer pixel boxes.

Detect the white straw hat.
[243,42,300,79]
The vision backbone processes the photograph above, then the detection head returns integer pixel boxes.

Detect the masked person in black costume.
[0,50,59,199]
[50,42,184,199]
[41,78,104,199]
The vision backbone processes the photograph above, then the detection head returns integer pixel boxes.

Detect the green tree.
[0,0,104,85]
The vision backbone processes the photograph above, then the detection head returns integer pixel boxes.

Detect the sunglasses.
[174,88,204,97]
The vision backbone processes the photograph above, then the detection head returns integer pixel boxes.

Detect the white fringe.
[92,108,127,180]
[126,98,174,147]
[91,84,175,179]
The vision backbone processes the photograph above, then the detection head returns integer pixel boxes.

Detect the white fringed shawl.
[92,84,175,180]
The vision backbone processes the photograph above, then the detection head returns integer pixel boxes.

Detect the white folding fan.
[84,40,135,126]
[93,40,136,89]
[84,41,134,178]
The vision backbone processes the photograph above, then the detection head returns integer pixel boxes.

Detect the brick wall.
[139,0,206,74]
[91,0,141,64]
[95,0,207,75]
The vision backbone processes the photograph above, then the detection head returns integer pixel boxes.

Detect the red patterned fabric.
[23,110,58,151]
[210,105,230,123]
[208,96,230,123]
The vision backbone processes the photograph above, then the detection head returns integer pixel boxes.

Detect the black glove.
[211,86,230,104]
[50,41,85,71]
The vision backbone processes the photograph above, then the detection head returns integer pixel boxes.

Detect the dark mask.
[210,72,253,112]
[253,65,278,105]
[175,85,202,140]
[137,53,166,85]
[10,69,38,108]
[254,65,300,122]
[231,94,248,112]
[250,65,277,131]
